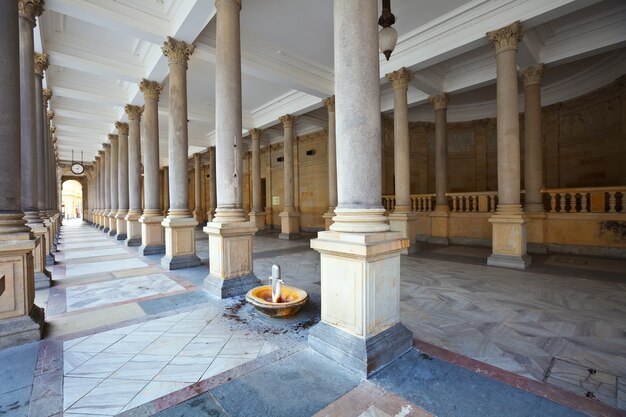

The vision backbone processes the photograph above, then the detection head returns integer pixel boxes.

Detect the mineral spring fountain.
[245,265,309,318]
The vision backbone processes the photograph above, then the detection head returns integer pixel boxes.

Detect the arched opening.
[62,179,83,222]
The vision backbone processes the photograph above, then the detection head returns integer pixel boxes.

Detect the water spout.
[270,264,283,303]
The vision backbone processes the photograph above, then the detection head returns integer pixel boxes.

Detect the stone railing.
[382,194,435,212]
[543,187,624,213]
[446,191,498,213]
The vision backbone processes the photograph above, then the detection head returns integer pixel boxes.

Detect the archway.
[62,179,83,221]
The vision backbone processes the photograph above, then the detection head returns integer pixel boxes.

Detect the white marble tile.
[135,318,178,333]
[97,323,143,336]
[66,333,126,353]
[177,336,228,358]
[121,381,188,413]
[140,334,195,356]
[67,378,149,416]
[64,351,95,375]
[201,357,250,380]
[258,341,279,357]
[63,336,89,351]
[65,258,148,278]
[153,356,214,383]
[63,247,128,260]
[165,319,210,335]
[63,376,104,411]
[67,352,134,379]
[109,355,170,380]
[197,321,235,337]
[103,331,162,354]
[218,337,265,359]
[66,274,185,312]
[63,240,118,250]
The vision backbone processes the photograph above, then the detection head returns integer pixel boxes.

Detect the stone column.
[192,153,205,226]
[248,129,265,230]
[93,156,100,227]
[125,105,143,246]
[107,135,118,235]
[486,21,531,269]
[206,146,217,222]
[98,150,106,229]
[114,123,129,240]
[162,167,170,215]
[520,64,546,253]
[160,37,200,270]
[18,0,48,291]
[0,0,44,348]
[278,114,301,239]
[322,96,337,230]
[428,93,451,245]
[387,68,418,253]
[308,0,411,378]
[203,0,259,298]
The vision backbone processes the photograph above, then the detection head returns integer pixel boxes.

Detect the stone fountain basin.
[245,285,309,318]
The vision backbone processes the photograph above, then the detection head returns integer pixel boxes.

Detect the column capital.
[125,104,144,120]
[162,37,195,67]
[385,67,413,90]
[429,93,449,111]
[322,96,335,112]
[49,125,56,135]
[47,110,54,120]
[103,143,111,150]
[193,152,202,161]
[248,128,262,140]
[519,63,545,87]
[139,79,163,100]
[215,0,242,11]
[279,114,296,128]
[115,122,129,135]
[108,134,118,144]
[486,21,523,53]
[42,88,52,106]
[95,155,100,162]
[98,149,105,156]
[18,0,44,24]
[34,52,48,76]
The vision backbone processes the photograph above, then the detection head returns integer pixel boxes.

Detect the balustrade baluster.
[580,193,587,213]
[550,193,556,213]
[608,192,617,213]
[452,197,458,212]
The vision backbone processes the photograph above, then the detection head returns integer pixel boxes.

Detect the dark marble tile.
[138,290,212,315]
[0,341,39,395]
[0,386,31,417]
[152,393,227,417]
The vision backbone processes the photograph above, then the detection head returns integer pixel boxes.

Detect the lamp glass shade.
[379,26,398,60]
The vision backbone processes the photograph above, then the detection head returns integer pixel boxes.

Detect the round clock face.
[71,163,84,174]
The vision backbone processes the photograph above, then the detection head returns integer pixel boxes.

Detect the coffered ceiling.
[35,0,626,165]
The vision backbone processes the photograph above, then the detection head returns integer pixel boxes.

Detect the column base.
[488,212,531,270]
[279,211,301,239]
[193,210,205,229]
[139,214,165,256]
[389,211,418,254]
[249,211,265,232]
[115,213,128,241]
[203,221,259,299]
[125,211,142,247]
[309,321,412,378]
[46,253,55,266]
[160,217,200,270]
[0,305,45,350]
[309,230,411,377]
[525,211,546,253]
[34,272,50,289]
[428,208,450,246]
[323,209,335,231]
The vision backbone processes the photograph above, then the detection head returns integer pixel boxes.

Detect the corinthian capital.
[322,96,335,112]
[108,134,118,143]
[18,0,44,25]
[162,37,195,67]
[125,104,144,121]
[115,122,129,135]
[47,110,54,120]
[386,67,413,90]
[519,64,545,87]
[248,128,262,140]
[486,21,523,53]
[34,53,48,76]
[42,88,52,106]
[279,114,296,128]
[429,93,448,111]
[139,79,163,100]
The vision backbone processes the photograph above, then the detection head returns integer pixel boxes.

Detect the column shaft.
[108,134,119,235]
[521,65,545,212]
[115,123,129,239]
[248,129,264,230]
[192,153,204,225]
[125,105,143,246]
[323,96,337,230]
[278,115,301,239]
[208,147,216,220]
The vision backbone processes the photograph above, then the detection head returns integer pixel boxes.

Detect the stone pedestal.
[0,234,44,349]
[525,211,547,254]
[249,211,265,231]
[428,209,450,245]
[115,213,128,241]
[31,230,50,289]
[203,221,260,298]
[102,210,110,232]
[388,211,418,254]
[161,217,200,270]
[108,214,116,236]
[309,230,412,377]
[279,211,301,240]
[487,213,531,269]
[138,214,165,255]
[125,211,142,247]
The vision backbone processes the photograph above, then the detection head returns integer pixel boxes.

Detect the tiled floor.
[3,219,624,416]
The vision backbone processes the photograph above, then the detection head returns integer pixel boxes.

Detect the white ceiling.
[36,0,626,165]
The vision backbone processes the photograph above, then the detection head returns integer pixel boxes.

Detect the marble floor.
[4,219,625,416]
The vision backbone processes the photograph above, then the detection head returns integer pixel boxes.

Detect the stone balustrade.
[383,194,435,212]
[447,191,498,213]
[544,187,624,213]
